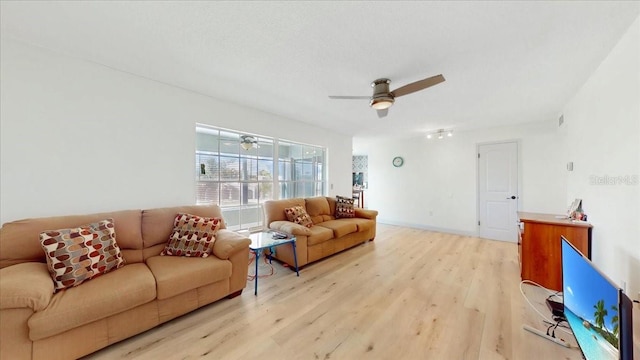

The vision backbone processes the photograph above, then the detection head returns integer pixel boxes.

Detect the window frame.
[195,125,326,230]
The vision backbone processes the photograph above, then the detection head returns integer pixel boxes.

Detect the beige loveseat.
[0,205,251,360]
[264,196,378,268]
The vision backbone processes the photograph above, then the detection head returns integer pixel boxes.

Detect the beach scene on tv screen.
[562,241,619,360]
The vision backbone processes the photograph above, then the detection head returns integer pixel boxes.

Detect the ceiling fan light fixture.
[370,96,394,110]
[370,78,394,110]
[240,135,257,150]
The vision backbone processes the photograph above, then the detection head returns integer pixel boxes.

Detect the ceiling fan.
[328,74,445,118]
[240,135,257,150]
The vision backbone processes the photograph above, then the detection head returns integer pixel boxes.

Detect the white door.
[478,142,518,242]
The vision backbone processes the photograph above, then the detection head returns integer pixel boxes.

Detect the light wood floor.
[85,224,607,359]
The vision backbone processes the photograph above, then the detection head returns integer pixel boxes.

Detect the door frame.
[476,139,523,239]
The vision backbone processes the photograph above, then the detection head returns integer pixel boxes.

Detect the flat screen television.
[561,237,634,360]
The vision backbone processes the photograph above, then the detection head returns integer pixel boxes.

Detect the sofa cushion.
[0,209,143,269]
[27,263,156,341]
[146,255,231,300]
[335,196,355,219]
[306,226,335,246]
[317,220,358,238]
[161,214,221,258]
[264,198,306,224]
[305,197,332,224]
[284,206,313,228]
[348,218,376,233]
[141,205,227,252]
[39,219,125,292]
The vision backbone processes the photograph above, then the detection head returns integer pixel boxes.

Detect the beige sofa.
[264,196,378,268]
[0,205,251,360]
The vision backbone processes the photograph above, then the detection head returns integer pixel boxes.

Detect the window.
[195,126,326,230]
[278,141,325,199]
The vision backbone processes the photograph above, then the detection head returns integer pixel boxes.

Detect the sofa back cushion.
[264,198,305,225]
[0,210,143,269]
[141,205,225,260]
[326,197,338,215]
[305,197,334,224]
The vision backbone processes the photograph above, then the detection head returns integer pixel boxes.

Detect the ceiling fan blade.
[390,74,445,98]
[328,95,370,100]
[377,108,389,118]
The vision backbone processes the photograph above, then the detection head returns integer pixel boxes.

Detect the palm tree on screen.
[593,299,608,330]
[611,304,619,337]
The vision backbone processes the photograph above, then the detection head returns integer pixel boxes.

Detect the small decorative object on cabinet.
[517,211,592,291]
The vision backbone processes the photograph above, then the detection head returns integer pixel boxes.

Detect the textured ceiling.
[1,1,638,142]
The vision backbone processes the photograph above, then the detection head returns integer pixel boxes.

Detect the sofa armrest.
[355,208,378,220]
[213,229,251,260]
[0,262,53,311]
[269,221,312,236]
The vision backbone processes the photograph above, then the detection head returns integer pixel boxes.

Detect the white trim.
[377,219,478,238]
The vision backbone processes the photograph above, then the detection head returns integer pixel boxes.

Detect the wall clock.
[392,156,404,167]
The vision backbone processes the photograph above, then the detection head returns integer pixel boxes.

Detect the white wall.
[0,38,353,224]
[356,120,567,236]
[357,16,639,297]
[563,16,639,296]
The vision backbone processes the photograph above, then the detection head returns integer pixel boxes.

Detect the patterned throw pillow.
[335,195,355,218]
[284,206,313,228]
[161,213,221,257]
[40,218,124,292]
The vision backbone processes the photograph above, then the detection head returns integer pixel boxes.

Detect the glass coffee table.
[248,231,299,295]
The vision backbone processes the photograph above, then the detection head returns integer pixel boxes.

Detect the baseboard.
[377,219,478,237]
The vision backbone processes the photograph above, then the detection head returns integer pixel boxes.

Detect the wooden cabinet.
[517,212,592,291]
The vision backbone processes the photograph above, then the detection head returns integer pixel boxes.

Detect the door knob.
[507,195,517,199]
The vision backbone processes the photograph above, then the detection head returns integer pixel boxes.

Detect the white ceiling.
[2,1,639,142]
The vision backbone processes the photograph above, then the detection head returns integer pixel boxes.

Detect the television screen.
[561,237,632,360]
